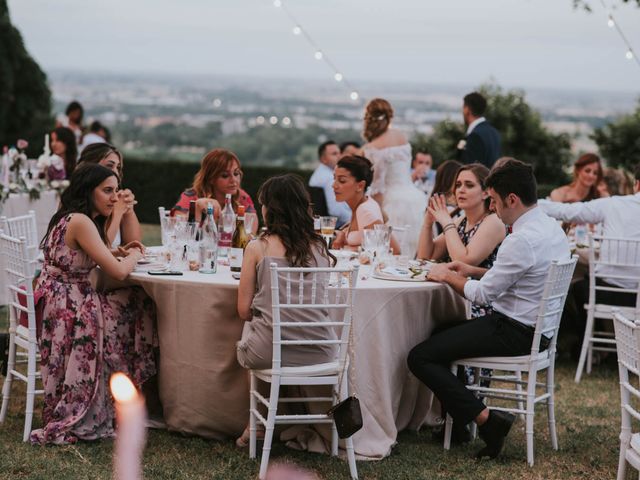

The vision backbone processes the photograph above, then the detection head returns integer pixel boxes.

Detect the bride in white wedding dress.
[360,98,427,257]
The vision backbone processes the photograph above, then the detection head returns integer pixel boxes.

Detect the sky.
[7,0,640,94]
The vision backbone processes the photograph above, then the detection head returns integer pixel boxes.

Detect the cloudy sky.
[8,0,640,93]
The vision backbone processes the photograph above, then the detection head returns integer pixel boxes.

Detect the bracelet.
[442,223,456,233]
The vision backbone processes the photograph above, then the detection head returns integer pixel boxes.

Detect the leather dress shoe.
[476,410,515,459]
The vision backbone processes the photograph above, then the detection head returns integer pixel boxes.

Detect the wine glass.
[244,212,258,238]
[320,216,337,247]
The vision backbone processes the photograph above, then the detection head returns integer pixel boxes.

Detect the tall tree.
[0,0,53,156]
[591,101,640,171]
[412,84,572,185]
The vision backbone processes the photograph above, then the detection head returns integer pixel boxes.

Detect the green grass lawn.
[0,343,623,479]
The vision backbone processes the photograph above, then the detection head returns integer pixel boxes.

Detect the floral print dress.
[30,215,156,445]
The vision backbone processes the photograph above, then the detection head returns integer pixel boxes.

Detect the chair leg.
[617,366,631,480]
[526,371,537,467]
[516,371,525,421]
[575,308,596,383]
[249,373,257,459]
[546,366,558,451]
[0,330,17,423]
[23,343,37,442]
[345,436,358,480]
[259,376,281,480]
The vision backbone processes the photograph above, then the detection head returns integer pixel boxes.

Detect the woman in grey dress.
[235,174,337,446]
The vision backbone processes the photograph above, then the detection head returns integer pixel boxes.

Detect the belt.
[497,312,551,351]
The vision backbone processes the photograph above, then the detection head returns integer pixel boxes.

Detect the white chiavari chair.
[248,263,359,480]
[444,256,577,466]
[575,234,640,383]
[0,234,43,441]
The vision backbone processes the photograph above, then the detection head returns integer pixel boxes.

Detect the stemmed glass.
[320,216,337,247]
[244,212,258,239]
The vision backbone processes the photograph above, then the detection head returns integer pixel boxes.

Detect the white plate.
[372,267,428,282]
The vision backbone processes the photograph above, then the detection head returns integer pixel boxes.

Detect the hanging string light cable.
[599,0,640,69]
[272,0,361,102]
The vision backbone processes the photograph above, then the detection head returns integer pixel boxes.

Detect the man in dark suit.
[458,92,501,168]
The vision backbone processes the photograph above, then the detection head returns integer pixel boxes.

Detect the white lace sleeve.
[367,151,386,196]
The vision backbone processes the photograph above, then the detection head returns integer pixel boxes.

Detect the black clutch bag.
[327,395,363,439]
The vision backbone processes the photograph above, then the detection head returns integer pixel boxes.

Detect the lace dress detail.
[363,144,427,257]
[30,215,156,445]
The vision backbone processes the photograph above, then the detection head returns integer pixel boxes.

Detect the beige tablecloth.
[130,265,466,457]
[0,190,58,304]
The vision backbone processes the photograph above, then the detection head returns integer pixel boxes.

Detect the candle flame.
[110,373,137,403]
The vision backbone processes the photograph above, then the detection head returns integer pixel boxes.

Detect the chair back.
[0,211,38,266]
[0,233,36,338]
[532,255,578,356]
[308,187,329,217]
[269,263,359,373]
[613,309,640,377]
[588,234,640,313]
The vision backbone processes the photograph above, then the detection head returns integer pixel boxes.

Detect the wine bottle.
[199,202,219,274]
[229,205,249,273]
[219,193,235,257]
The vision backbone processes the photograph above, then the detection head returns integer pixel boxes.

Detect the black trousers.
[407,312,542,426]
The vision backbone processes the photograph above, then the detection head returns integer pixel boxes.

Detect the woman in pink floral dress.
[31,163,156,445]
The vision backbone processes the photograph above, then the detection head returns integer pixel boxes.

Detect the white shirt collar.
[511,205,541,233]
[466,116,486,135]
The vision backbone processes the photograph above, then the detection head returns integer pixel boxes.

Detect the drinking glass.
[320,216,337,247]
[244,212,258,237]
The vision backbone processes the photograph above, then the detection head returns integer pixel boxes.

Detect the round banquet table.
[129,262,466,458]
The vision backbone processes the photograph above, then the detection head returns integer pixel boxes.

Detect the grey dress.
[236,248,338,370]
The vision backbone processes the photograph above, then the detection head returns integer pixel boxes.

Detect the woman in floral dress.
[31,163,156,445]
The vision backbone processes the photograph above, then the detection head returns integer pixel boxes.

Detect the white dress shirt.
[539,194,640,289]
[466,117,486,136]
[308,163,352,227]
[464,206,570,328]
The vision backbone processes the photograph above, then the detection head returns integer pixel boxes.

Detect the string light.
[599,0,640,69]
[271,0,362,103]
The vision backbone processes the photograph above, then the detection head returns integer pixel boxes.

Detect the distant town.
[50,70,639,168]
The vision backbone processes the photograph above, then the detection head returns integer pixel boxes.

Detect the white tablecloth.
[0,190,58,304]
[129,263,466,458]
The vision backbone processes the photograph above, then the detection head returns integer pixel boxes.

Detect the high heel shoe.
[235,425,265,448]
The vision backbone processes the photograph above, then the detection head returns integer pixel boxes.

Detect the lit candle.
[110,373,147,480]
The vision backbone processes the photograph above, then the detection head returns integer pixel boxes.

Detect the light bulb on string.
[292,26,302,35]
[269,116,278,125]
[334,73,343,82]
[626,49,634,60]
[314,51,323,60]
[273,0,282,7]
[350,91,359,101]
[607,16,615,28]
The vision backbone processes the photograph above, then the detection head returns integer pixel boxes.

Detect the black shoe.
[476,410,515,459]
[432,422,472,445]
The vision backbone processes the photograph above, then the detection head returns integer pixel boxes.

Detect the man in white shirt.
[407,159,570,459]
[308,140,351,227]
[411,151,436,196]
[539,164,640,349]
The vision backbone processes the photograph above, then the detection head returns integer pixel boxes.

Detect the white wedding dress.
[363,144,427,257]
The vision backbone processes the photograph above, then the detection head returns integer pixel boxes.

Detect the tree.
[0,1,53,156]
[591,101,640,171]
[412,84,572,185]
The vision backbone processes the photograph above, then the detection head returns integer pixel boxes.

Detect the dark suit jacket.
[458,121,501,168]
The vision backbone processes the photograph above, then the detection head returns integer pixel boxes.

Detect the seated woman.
[31,163,156,445]
[77,143,141,246]
[49,127,78,179]
[550,153,602,203]
[417,163,505,317]
[235,174,338,446]
[331,155,400,253]
[172,148,255,221]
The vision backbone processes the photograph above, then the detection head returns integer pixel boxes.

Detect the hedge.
[123,157,556,225]
[124,157,312,224]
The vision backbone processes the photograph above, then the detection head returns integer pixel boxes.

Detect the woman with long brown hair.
[360,98,426,257]
[550,153,603,203]
[235,174,336,447]
[172,148,255,219]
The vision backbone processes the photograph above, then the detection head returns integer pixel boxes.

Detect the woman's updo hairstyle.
[336,155,374,189]
[363,98,393,142]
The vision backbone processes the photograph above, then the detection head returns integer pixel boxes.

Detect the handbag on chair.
[326,273,363,439]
